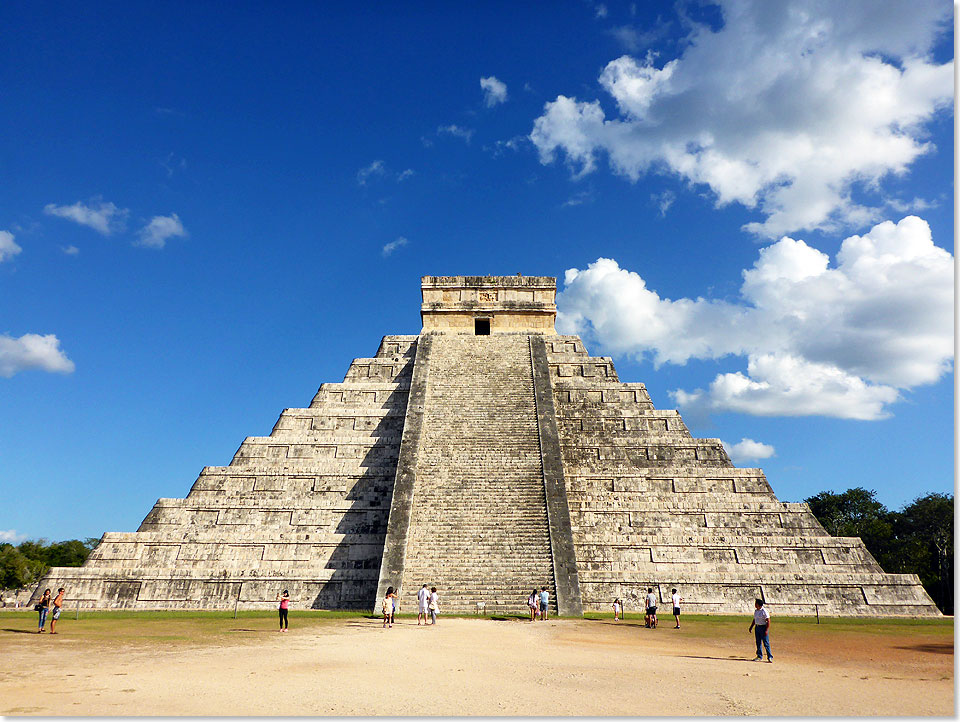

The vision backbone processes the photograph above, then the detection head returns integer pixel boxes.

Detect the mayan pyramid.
[32,276,939,616]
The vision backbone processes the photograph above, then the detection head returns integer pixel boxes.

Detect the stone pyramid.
[32,276,939,616]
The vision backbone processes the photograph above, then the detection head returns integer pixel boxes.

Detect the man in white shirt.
[748,598,772,662]
[645,588,658,628]
[671,588,682,629]
[417,584,429,626]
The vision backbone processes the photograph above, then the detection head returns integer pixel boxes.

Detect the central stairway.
[402,335,557,614]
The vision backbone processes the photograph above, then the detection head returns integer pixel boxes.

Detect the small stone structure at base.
[31,276,939,617]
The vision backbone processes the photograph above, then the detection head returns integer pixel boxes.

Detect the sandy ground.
[0,614,953,716]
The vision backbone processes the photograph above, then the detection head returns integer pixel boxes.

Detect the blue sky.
[1,1,954,543]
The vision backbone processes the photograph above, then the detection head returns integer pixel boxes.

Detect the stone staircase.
[401,335,557,614]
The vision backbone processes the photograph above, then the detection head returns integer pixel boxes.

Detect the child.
[612,598,622,621]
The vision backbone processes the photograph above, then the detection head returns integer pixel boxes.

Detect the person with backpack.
[35,589,51,633]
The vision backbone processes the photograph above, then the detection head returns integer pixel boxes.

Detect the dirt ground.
[0,612,953,716]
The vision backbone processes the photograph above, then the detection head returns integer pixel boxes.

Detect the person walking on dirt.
[382,586,398,628]
[671,588,682,629]
[749,598,772,662]
[50,588,65,634]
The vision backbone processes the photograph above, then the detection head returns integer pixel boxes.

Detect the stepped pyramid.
[32,276,939,617]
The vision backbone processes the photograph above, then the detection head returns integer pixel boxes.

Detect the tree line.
[803,488,953,614]
[0,538,99,592]
[1,488,953,613]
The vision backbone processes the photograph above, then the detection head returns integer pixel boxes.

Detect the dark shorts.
[647,606,657,615]
[539,602,547,612]
[673,607,681,616]
[52,607,61,620]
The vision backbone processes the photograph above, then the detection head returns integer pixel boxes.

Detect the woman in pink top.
[277,589,290,632]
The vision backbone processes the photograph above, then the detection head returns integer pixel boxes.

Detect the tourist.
[382,586,398,628]
[50,588,65,634]
[645,588,658,629]
[417,584,430,625]
[671,588,682,629]
[749,598,772,662]
[539,587,550,620]
[612,598,622,621]
[527,589,539,621]
[428,587,439,625]
[390,587,400,625]
[277,589,290,632]
[35,589,51,633]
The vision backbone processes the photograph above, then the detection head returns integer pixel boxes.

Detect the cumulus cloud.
[44,199,128,235]
[61,245,80,256]
[0,231,22,262]
[480,76,508,107]
[0,529,27,543]
[531,0,952,237]
[438,125,474,143]
[382,236,409,257]
[557,216,953,419]
[723,438,776,464]
[0,333,75,377]
[136,214,186,249]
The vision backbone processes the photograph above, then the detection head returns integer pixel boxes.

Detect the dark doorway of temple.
[475,318,491,335]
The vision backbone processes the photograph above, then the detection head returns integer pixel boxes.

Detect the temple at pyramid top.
[420,275,557,334]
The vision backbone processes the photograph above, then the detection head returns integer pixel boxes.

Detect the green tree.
[804,487,895,569]
[892,493,953,614]
[0,545,47,589]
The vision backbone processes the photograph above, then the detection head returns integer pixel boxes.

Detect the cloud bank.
[557,216,953,420]
[531,0,952,237]
[0,333,75,378]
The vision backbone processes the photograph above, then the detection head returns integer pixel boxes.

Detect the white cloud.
[651,190,675,216]
[382,236,409,257]
[531,0,952,237]
[723,438,776,464]
[480,76,508,107]
[0,333,75,377]
[358,160,414,185]
[357,160,387,185]
[0,529,26,543]
[136,214,186,249]
[44,199,128,235]
[595,4,608,19]
[438,125,474,143]
[0,231,22,262]
[557,216,953,419]
[61,245,80,256]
